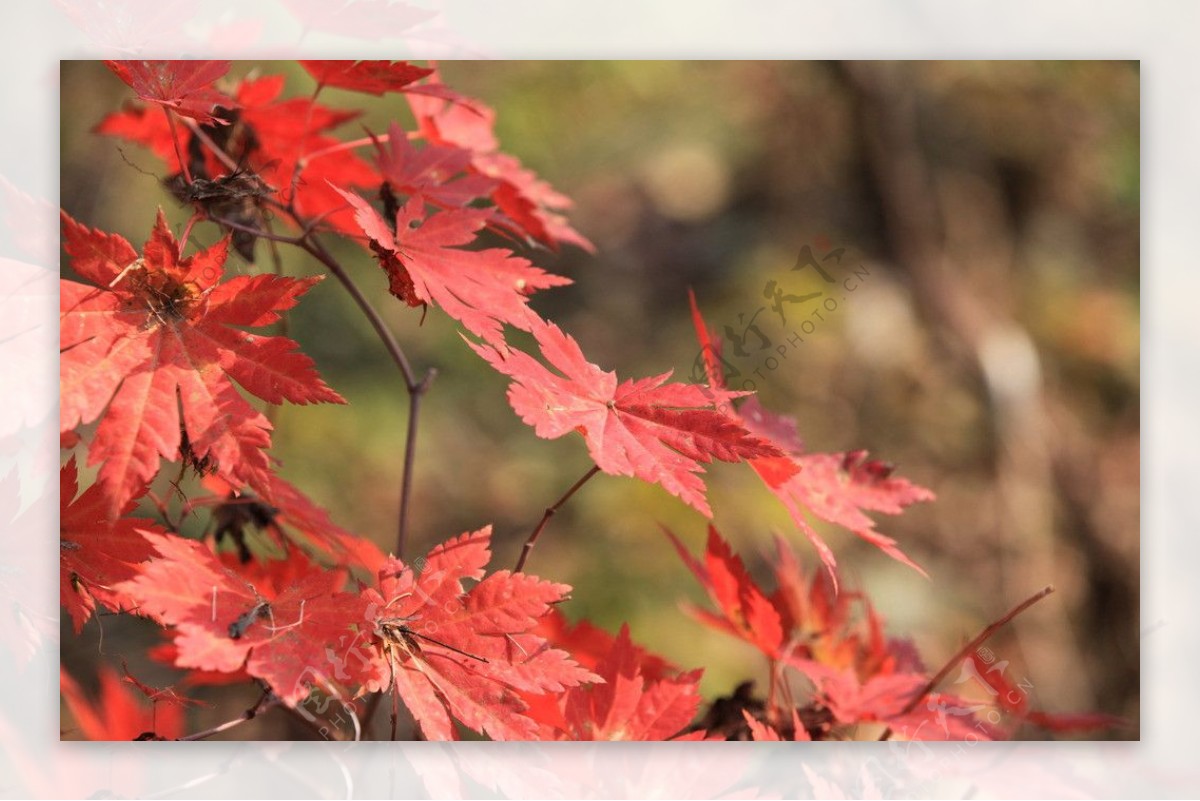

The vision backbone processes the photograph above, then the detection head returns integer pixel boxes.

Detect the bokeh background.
[60,60,1139,739]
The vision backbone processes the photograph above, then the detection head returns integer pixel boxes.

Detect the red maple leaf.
[59,457,162,632]
[533,610,677,681]
[408,82,499,154]
[750,440,933,581]
[147,529,371,691]
[374,121,496,209]
[520,612,688,736]
[665,526,785,658]
[104,60,237,125]
[480,152,594,252]
[407,86,594,252]
[670,526,924,710]
[765,532,907,679]
[790,659,924,724]
[790,658,994,741]
[96,73,379,242]
[115,532,364,706]
[340,526,597,740]
[94,102,181,169]
[60,210,345,518]
[148,640,250,688]
[301,60,433,95]
[666,530,1008,740]
[469,317,781,516]
[233,75,379,236]
[689,291,932,582]
[550,624,703,741]
[334,187,570,344]
[61,665,185,740]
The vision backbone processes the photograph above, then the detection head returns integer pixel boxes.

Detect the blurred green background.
[61,61,1139,739]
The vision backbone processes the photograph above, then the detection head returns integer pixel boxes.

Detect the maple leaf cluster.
[687,291,939,585]
[88,59,789,519]
[668,527,1118,741]
[61,209,342,520]
[59,60,1114,741]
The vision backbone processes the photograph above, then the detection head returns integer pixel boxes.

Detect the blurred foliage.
[61,60,1138,740]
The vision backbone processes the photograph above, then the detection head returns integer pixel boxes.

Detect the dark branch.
[515,465,601,573]
[177,689,276,741]
[299,237,419,391]
[397,369,436,559]
[879,584,1056,740]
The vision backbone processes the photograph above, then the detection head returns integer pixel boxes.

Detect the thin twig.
[260,216,290,428]
[177,689,276,741]
[143,106,440,744]
[878,584,1055,740]
[362,691,383,739]
[397,369,436,559]
[262,218,288,279]
[299,237,418,390]
[164,110,192,185]
[283,703,340,741]
[178,116,240,174]
[208,215,306,246]
[178,212,204,252]
[297,130,403,167]
[390,680,400,742]
[145,491,176,532]
[307,230,442,563]
[298,235,432,558]
[514,465,601,573]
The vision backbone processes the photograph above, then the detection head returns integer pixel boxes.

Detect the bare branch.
[515,465,601,573]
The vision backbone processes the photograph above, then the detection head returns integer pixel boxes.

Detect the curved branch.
[208,215,306,246]
[299,237,419,391]
[178,116,240,175]
[298,236,433,558]
[178,689,276,741]
[515,465,601,573]
[879,584,1055,740]
[397,369,436,558]
[164,109,193,185]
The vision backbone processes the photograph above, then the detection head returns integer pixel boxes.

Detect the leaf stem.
[514,465,601,573]
[397,369,436,559]
[298,134,384,169]
[177,689,276,741]
[297,235,433,560]
[878,584,1055,740]
[766,654,779,724]
[177,211,203,253]
[390,684,400,741]
[203,208,432,558]
[299,237,418,391]
[164,110,193,185]
[208,215,306,246]
[362,692,383,739]
[261,219,290,429]
[178,116,240,175]
[286,85,325,204]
